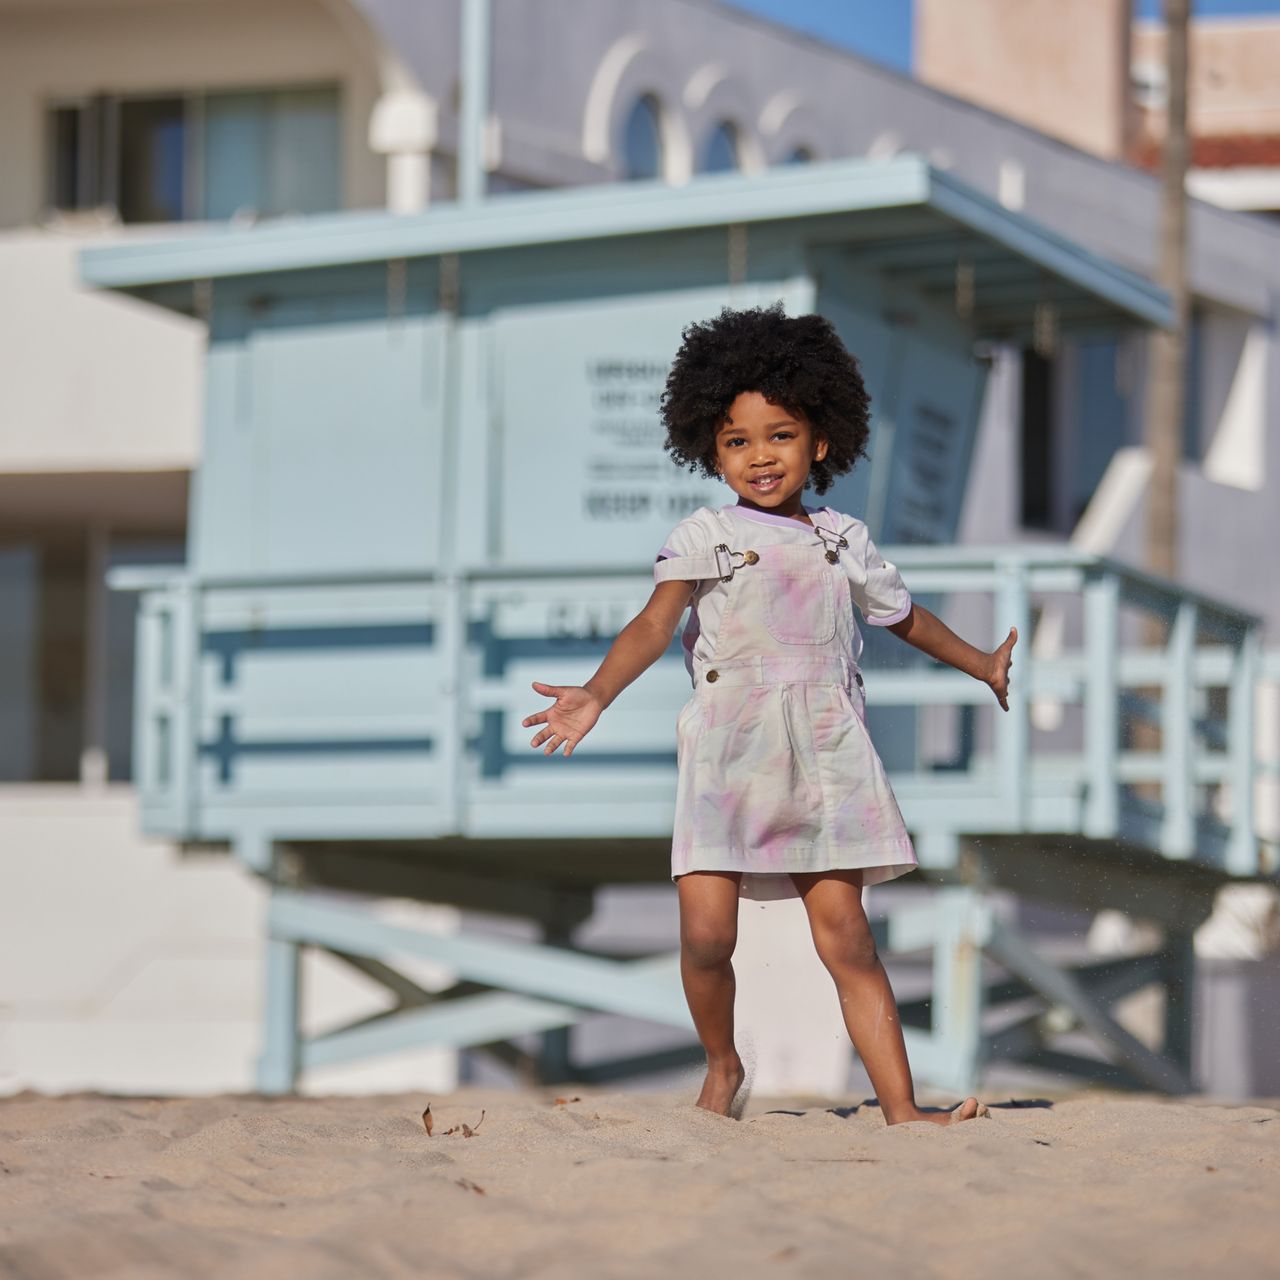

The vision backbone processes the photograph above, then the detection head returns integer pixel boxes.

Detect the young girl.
[523,305,1015,1126]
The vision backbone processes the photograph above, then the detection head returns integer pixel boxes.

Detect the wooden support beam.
[1019,1047,1152,1092]
[293,845,596,927]
[1162,934,1197,1080]
[572,1044,706,1085]
[269,888,692,1028]
[302,991,580,1070]
[258,937,302,1094]
[968,837,1220,933]
[985,922,1191,1093]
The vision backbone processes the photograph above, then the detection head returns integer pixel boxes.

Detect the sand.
[1,1088,1277,1279]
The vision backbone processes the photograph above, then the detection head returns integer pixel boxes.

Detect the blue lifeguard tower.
[85,135,1275,1095]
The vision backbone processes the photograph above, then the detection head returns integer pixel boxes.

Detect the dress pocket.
[837,675,867,722]
[761,568,836,645]
[674,694,704,761]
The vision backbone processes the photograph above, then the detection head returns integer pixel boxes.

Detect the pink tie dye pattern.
[658,505,918,901]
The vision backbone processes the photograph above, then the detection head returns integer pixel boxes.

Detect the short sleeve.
[842,520,912,626]
[653,509,719,584]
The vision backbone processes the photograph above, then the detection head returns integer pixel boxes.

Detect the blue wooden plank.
[302,992,579,1069]
[268,889,692,1029]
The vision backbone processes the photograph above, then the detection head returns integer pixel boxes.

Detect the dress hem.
[673,842,918,901]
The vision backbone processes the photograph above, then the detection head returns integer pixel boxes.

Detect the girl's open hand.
[987,626,1018,711]
[522,681,603,757]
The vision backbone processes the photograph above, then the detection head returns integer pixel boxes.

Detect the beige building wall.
[0,231,203,475]
[914,0,1132,159]
[0,0,386,230]
[1133,19,1280,140]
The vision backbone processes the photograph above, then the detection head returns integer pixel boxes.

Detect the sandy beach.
[1,1087,1277,1279]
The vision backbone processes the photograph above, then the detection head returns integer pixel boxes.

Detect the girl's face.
[713,391,827,518]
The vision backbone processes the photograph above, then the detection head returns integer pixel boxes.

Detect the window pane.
[203,91,269,220]
[203,87,339,219]
[267,88,341,215]
[701,121,739,173]
[623,95,662,181]
[118,97,186,223]
[1019,348,1054,530]
[105,538,186,782]
[1072,339,1128,525]
[51,107,84,209]
[0,546,39,782]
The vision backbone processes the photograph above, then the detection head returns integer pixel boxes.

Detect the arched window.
[701,121,740,173]
[782,145,814,166]
[623,94,663,181]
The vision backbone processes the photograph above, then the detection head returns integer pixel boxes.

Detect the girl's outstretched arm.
[522,579,695,756]
[887,604,1018,711]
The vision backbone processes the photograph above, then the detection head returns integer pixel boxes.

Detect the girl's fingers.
[531,681,565,697]
[531,728,553,748]
[522,711,548,728]
[543,735,565,755]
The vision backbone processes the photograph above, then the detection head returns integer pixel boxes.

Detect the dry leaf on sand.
[441,1109,487,1137]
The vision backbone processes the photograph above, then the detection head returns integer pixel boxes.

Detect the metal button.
[705,669,719,683]
[742,550,759,565]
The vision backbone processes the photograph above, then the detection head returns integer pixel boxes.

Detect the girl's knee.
[681,921,737,969]
[813,916,879,974]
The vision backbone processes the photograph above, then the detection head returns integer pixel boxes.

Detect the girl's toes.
[949,1098,989,1123]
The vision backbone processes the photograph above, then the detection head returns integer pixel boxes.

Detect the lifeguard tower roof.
[82,154,1170,337]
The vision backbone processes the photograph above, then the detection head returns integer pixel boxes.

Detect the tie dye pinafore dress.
[654,503,918,901]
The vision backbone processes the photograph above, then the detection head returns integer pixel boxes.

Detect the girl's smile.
[714,391,828,520]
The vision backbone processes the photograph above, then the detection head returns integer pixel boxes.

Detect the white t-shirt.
[655,503,912,673]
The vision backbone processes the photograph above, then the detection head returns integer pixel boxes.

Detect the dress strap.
[654,544,758,584]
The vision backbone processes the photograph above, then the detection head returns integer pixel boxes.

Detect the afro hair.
[659,303,871,496]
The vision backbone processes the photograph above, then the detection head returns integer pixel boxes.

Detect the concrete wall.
[0,787,458,1095]
[0,232,203,474]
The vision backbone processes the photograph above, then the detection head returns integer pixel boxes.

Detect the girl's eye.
[725,437,745,447]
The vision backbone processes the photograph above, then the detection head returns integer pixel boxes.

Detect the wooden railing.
[111,546,1277,879]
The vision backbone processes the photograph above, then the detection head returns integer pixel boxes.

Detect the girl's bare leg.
[793,870,987,1127]
[676,870,746,1115]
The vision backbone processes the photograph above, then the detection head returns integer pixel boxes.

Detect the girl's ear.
[814,438,829,462]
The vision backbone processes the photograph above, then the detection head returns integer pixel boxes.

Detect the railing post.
[258,920,302,1095]
[930,887,991,1094]
[1226,624,1260,875]
[997,561,1031,830]
[134,595,162,802]
[173,580,197,836]
[1162,600,1197,859]
[438,574,465,835]
[1083,571,1120,839]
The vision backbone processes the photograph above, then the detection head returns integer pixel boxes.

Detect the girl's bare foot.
[884,1097,990,1127]
[695,1056,746,1116]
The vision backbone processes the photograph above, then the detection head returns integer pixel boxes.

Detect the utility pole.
[1144,0,1190,580]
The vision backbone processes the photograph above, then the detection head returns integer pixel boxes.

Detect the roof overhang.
[80,155,1172,336]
